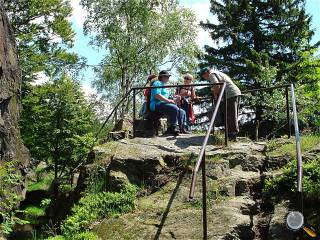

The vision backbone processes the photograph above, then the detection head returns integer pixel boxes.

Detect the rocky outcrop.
[0,0,29,231]
[0,0,28,165]
[87,136,297,239]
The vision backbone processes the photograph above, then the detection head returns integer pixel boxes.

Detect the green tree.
[201,0,319,134]
[81,0,199,116]
[4,0,83,84]
[20,76,96,178]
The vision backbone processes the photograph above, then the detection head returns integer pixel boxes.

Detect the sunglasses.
[184,77,192,81]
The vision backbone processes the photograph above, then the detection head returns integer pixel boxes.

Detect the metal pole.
[290,83,303,210]
[189,82,226,199]
[212,97,215,136]
[285,87,291,138]
[133,89,136,138]
[202,151,208,240]
[114,106,118,123]
[224,88,228,146]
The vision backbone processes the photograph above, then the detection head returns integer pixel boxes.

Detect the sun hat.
[198,67,211,76]
[158,70,171,77]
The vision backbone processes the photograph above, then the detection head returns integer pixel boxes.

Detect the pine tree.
[202,0,319,136]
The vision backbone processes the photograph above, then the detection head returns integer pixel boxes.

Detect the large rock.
[89,137,274,239]
[0,1,29,236]
[268,201,293,240]
[0,0,28,165]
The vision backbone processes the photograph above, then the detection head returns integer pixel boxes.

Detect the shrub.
[268,135,320,158]
[61,184,136,236]
[0,160,28,235]
[47,232,99,240]
[264,157,320,200]
[73,231,99,240]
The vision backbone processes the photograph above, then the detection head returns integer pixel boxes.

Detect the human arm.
[191,87,197,100]
[209,73,221,100]
[155,94,175,104]
[180,88,191,97]
[213,85,221,100]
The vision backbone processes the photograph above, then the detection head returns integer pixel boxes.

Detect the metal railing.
[188,83,297,239]
[241,84,292,138]
[132,82,228,144]
[290,83,303,213]
[188,82,227,239]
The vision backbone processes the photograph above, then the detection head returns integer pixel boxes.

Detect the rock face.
[0,1,28,165]
[89,136,295,239]
[0,0,29,224]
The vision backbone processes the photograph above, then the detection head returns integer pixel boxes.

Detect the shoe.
[164,129,180,136]
[228,133,237,141]
[164,125,180,136]
[180,127,191,134]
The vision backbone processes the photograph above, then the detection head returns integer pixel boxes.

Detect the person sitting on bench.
[139,74,158,118]
[176,73,197,130]
[150,70,188,135]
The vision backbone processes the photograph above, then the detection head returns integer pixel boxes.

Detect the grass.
[22,205,47,225]
[28,173,54,192]
[24,205,46,218]
[268,135,320,157]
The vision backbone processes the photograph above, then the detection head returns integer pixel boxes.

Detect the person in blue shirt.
[150,70,188,135]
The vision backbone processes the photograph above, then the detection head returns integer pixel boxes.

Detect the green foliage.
[28,173,55,192]
[296,64,320,131]
[202,0,320,132]
[47,231,98,240]
[23,205,47,225]
[84,166,108,194]
[264,157,320,200]
[47,236,66,240]
[81,0,199,115]
[61,184,137,236]
[24,205,46,218]
[20,75,97,177]
[4,0,82,83]
[265,134,320,200]
[72,231,99,240]
[41,198,52,209]
[0,160,28,235]
[268,135,320,158]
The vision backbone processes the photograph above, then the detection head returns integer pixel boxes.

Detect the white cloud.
[69,0,87,28]
[81,83,97,96]
[31,72,50,86]
[180,0,218,49]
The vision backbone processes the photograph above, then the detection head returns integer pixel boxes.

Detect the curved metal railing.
[187,82,227,240]
[189,82,227,199]
[290,83,303,212]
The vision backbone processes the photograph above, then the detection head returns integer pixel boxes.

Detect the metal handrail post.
[290,83,303,212]
[133,89,136,138]
[95,89,133,140]
[189,82,227,199]
[285,86,291,138]
[224,88,228,146]
[202,151,207,240]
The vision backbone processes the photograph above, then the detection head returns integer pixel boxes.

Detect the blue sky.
[68,0,320,95]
